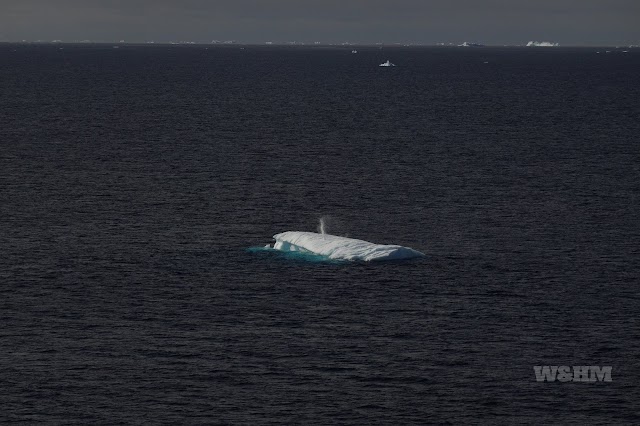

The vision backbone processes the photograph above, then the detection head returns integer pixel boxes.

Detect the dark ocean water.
[1,44,639,424]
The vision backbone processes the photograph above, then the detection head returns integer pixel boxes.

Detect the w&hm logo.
[534,366,612,382]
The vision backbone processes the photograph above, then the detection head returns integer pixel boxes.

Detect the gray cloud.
[1,0,639,44]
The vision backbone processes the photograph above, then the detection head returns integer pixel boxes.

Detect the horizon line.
[2,40,639,48]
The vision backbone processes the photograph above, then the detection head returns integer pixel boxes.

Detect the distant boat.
[352,50,358,54]
[379,60,395,67]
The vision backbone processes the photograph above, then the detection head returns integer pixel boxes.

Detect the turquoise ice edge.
[246,246,346,264]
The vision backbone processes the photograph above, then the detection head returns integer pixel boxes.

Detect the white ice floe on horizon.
[526,41,559,47]
[270,231,424,262]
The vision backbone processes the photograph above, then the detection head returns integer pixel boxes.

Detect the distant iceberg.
[269,231,424,262]
[379,60,395,67]
[527,41,559,47]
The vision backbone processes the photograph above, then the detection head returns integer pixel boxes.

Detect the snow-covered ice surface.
[271,231,425,262]
[526,41,559,47]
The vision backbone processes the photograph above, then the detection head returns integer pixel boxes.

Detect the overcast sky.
[1,0,638,45]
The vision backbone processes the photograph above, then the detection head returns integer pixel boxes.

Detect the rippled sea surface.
[1,44,639,424]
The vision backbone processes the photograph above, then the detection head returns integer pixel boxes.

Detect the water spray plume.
[319,217,327,235]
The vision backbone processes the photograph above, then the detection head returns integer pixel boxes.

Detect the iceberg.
[270,231,425,262]
[526,41,559,47]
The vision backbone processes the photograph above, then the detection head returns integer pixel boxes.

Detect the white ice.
[526,41,559,47]
[271,231,424,262]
